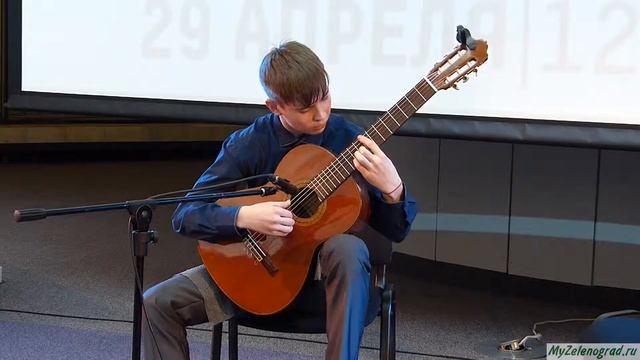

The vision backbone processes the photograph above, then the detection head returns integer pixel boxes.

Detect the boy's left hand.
[353,135,404,202]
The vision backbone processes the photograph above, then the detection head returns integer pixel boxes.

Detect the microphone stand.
[13,186,278,360]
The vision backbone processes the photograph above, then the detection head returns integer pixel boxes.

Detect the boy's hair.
[259,41,329,108]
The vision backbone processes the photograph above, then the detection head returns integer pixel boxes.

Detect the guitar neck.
[310,77,439,201]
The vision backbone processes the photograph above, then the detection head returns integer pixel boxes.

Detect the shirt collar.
[272,113,325,148]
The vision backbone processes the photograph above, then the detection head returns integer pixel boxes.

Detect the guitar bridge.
[242,236,279,276]
[260,256,278,275]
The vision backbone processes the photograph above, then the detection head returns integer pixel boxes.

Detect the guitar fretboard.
[305,77,438,201]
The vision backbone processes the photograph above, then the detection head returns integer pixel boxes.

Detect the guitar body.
[197,144,370,315]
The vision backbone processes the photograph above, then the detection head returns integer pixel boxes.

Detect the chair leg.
[380,284,396,360]
[229,319,239,360]
[211,323,223,360]
[390,288,396,360]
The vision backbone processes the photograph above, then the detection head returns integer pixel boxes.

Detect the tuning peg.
[471,69,478,76]
[452,84,459,90]
[461,76,469,83]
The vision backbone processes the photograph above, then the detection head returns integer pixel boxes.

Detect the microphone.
[269,175,300,195]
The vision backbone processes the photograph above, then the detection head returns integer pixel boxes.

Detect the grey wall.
[593,150,640,289]
[382,138,640,290]
[384,137,439,259]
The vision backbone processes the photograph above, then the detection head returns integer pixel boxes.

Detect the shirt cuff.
[381,182,405,204]
[373,184,413,224]
[230,206,244,237]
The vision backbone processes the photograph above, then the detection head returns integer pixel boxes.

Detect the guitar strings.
[285,73,444,214]
[297,51,472,207]
[242,71,447,250]
[290,47,471,222]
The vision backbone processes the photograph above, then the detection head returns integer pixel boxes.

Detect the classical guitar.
[198,26,489,315]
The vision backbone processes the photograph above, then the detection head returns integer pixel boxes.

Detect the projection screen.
[6,0,640,147]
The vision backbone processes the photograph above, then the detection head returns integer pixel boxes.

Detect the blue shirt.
[172,112,417,243]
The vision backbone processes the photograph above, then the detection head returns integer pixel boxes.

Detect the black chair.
[210,226,396,360]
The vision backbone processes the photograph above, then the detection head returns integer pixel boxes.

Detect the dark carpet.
[0,320,317,360]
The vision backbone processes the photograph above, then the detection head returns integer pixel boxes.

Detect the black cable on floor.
[0,308,475,359]
[0,308,132,324]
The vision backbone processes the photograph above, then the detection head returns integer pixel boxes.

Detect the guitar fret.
[352,145,360,156]
[318,182,330,200]
[379,120,392,134]
[326,174,337,188]
[424,77,438,92]
[322,172,331,188]
[337,168,346,181]
[395,104,408,118]
[337,160,350,178]
[307,183,318,197]
[339,157,350,172]
[386,112,400,126]
[316,174,327,190]
[308,181,319,196]
[364,133,375,142]
[326,163,340,181]
[317,182,329,197]
[404,95,417,110]
[370,125,383,140]
[308,179,320,196]
[333,171,345,182]
[310,184,323,199]
[414,85,427,101]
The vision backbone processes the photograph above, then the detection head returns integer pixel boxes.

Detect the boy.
[143,41,417,360]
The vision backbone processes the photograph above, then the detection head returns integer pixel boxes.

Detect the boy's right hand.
[236,200,294,236]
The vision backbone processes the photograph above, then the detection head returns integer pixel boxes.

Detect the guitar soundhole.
[291,187,321,219]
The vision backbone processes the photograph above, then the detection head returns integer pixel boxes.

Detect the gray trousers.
[142,234,377,360]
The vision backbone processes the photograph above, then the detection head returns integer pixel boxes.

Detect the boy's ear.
[265,99,280,115]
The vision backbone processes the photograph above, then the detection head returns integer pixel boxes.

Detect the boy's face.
[267,93,332,136]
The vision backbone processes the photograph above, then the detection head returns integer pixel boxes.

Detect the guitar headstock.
[429,26,489,91]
